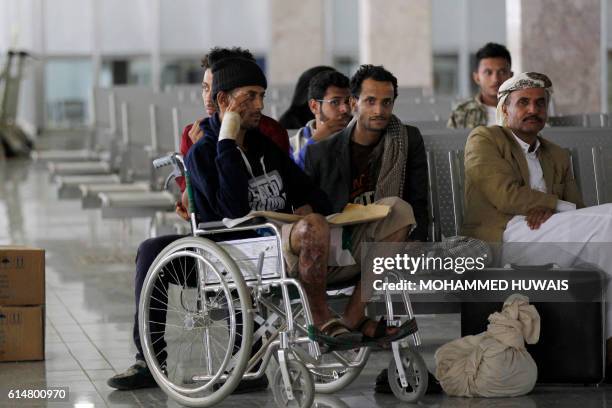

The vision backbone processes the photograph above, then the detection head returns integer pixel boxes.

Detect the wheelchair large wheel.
[139,236,253,407]
[388,347,428,403]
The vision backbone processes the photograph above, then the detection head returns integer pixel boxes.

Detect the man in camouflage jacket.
[448,43,513,129]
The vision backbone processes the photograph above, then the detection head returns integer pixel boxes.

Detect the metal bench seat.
[48,161,112,177]
[99,191,176,219]
[57,174,122,199]
[32,149,105,163]
[80,182,151,209]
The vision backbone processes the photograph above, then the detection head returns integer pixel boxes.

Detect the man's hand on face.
[525,206,554,230]
[219,91,251,141]
[219,91,253,141]
[313,116,350,141]
[226,91,251,119]
[188,119,204,144]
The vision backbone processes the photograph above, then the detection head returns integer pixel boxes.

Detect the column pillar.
[358,0,433,91]
[506,0,602,114]
[268,0,326,86]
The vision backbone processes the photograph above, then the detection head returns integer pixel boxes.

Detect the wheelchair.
[138,153,429,407]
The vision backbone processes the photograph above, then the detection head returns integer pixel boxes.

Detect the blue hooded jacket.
[185,113,331,223]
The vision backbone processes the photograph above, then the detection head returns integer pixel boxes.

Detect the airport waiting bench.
[407,126,612,315]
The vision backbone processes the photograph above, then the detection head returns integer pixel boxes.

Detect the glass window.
[44,58,93,128]
[100,58,151,86]
[433,54,459,96]
[128,59,151,86]
[333,56,358,78]
[161,58,202,88]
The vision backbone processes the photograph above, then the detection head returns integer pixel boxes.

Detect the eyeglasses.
[316,97,351,109]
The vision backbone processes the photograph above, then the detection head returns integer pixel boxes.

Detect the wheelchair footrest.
[307,317,418,353]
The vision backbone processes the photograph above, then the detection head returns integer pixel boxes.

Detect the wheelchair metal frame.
[140,152,427,407]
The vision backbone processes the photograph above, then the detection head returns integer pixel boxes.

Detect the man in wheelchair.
[188,56,417,340]
[109,56,421,396]
[107,49,290,393]
[185,56,422,383]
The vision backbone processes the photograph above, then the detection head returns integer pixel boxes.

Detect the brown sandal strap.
[354,316,370,332]
[355,317,387,339]
[319,318,351,338]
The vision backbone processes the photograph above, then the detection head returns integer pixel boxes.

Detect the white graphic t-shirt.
[247,170,287,211]
[237,147,288,212]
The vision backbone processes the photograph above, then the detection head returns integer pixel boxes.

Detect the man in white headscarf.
[463,72,586,243]
[463,72,612,369]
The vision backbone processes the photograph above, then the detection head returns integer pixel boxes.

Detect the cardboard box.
[0,305,44,362]
[0,246,45,306]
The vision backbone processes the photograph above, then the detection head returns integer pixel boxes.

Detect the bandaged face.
[502,88,548,136]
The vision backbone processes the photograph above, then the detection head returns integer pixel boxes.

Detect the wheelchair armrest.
[198,220,227,230]
[198,216,269,231]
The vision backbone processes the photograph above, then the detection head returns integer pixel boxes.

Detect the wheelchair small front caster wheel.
[272,360,314,408]
[388,347,428,403]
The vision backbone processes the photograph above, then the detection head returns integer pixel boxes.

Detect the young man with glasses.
[290,70,352,169]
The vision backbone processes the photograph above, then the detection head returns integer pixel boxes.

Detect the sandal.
[307,318,363,351]
[355,316,387,339]
[355,317,419,347]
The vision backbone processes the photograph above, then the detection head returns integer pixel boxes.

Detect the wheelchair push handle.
[152,153,187,180]
[153,153,184,171]
[152,156,174,169]
[152,152,197,231]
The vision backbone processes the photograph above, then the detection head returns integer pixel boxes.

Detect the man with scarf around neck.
[304,65,434,393]
[463,72,612,375]
[304,65,428,243]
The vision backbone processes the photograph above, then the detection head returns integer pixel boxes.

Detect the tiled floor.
[1,148,612,407]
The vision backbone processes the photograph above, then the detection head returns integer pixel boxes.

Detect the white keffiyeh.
[496,72,554,126]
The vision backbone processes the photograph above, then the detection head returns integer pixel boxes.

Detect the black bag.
[459,265,606,384]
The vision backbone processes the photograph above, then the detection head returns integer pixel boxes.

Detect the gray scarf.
[370,114,409,200]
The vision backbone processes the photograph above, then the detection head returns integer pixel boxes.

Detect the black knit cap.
[211,57,267,103]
